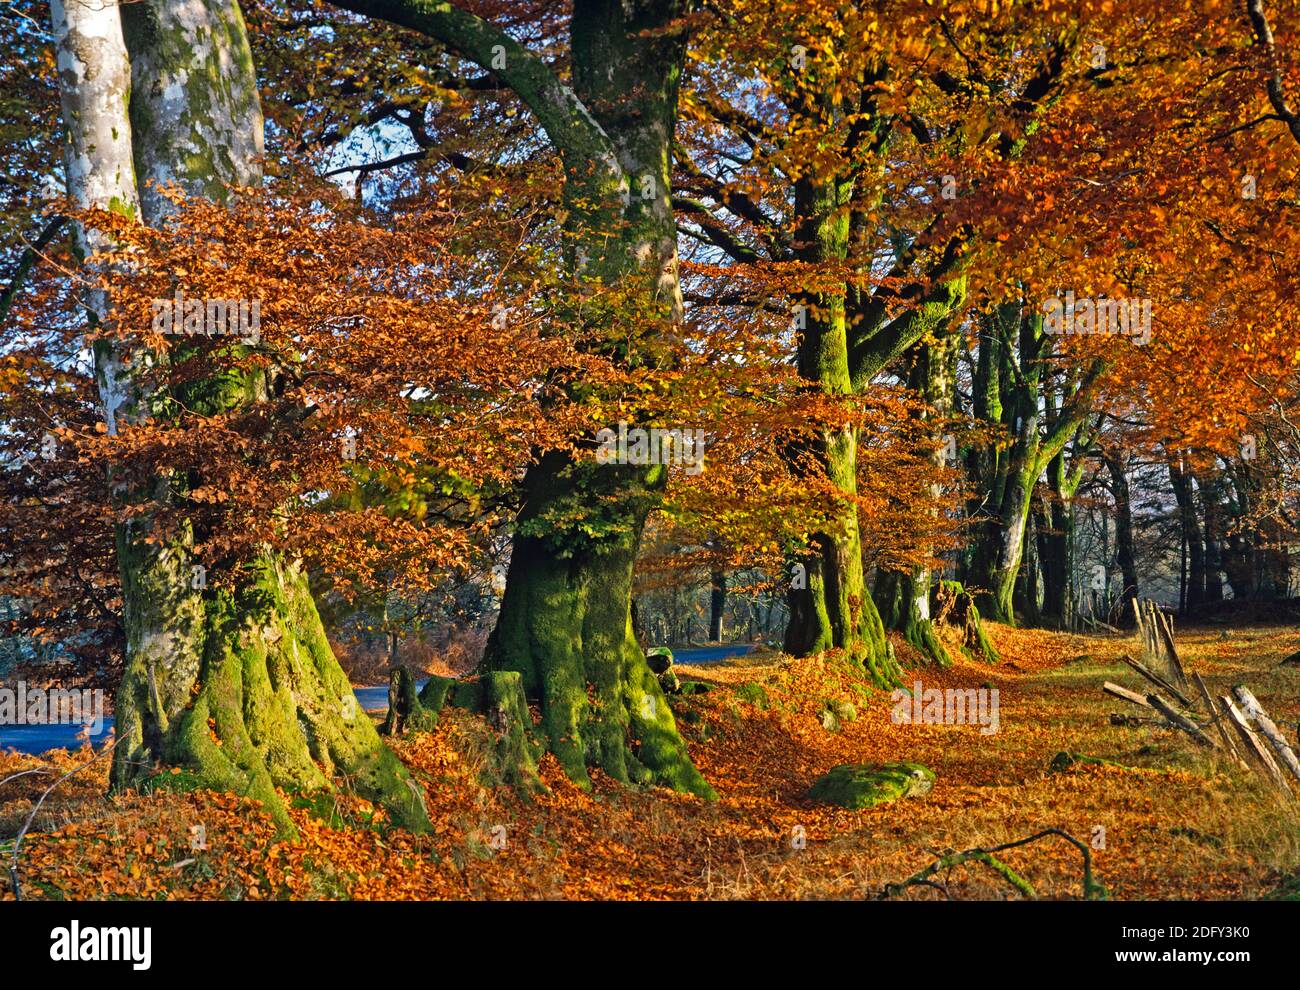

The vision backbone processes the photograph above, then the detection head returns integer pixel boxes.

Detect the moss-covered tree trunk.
[964,303,1098,625]
[782,158,899,686]
[783,425,897,686]
[50,0,428,833]
[114,556,427,831]
[340,0,716,795]
[873,321,962,665]
[964,305,1041,623]
[1038,448,1078,627]
[483,453,712,796]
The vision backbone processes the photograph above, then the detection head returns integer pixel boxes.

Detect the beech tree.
[322,0,717,795]
[48,0,429,831]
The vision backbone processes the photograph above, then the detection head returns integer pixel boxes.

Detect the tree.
[47,0,429,833]
[326,0,715,796]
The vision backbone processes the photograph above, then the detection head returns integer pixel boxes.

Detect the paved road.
[0,644,758,754]
[672,643,756,665]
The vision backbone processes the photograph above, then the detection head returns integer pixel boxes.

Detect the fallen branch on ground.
[7,736,124,901]
[875,828,1107,901]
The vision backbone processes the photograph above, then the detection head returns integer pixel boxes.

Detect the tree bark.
[1104,450,1139,620]
[49,0,428,833]
[708,570,726,642]
[1038,448,1079,627]
[964,303,1100,624]
[1169,457,1206,609]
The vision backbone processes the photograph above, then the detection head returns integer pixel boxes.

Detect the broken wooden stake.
[1104,681,1153,709]
[1133,599,1188,690]
[1232,686,1300,785]
[1148,693,1217,748]
[1192,673,1243,762]
[1120,653,1194,709]
[1155,611,1189,689]
[1220,695,1292,793]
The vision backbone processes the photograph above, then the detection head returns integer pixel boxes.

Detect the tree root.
[383,671,546,796]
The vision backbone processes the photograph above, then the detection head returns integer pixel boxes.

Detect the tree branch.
[0,216,68,329]
[1244,0,1300,145]
[326,0,622,184]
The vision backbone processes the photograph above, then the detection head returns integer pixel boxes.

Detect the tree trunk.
[1105,451,1139,620]
[874,327,959,664]
[1169,458,1206,609]
[964,304,1095,624]
[483,454,712,796]
[48,0,428,833]
[1198,472,1228,601]
[783,432,898,686]
[1038,450,1075,627]
[965,303,1034,623]
[476,1,711,796]
[708,570,726,642]
[968,460,1038,624]
[1015,507,1043,624]
[783,165,898,686]
[875,568,952,667]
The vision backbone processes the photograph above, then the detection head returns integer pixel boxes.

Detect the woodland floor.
[3,623,1299,901]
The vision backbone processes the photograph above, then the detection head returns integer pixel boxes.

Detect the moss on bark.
[934,580,1000,664]
[112,555,430,837]
[875,568,953,668]
[482,452,715,799]
[380,667,439,736]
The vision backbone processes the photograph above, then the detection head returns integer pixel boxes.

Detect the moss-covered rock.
[807,762,935,809]
[827,699,856,723]
[643,648,681,694]
[645,646,674,674]
[734,682,769,710]
[818,698,857,732]
[678,680,711,696]
[1049,750,1134,773]
[1266,872,1300,900]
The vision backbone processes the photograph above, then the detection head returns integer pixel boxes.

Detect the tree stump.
[380,667,439,736]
